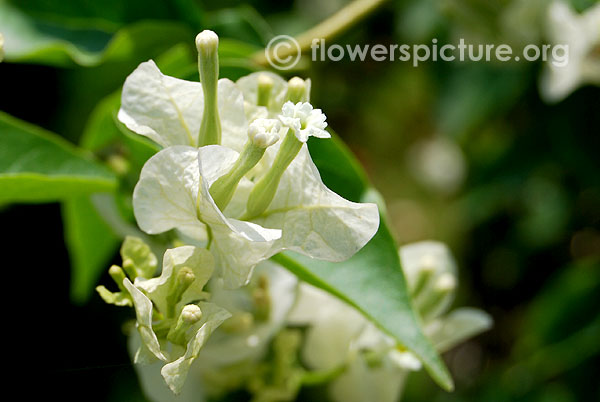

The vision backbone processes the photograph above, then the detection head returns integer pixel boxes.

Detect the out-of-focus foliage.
[1,0,599,401]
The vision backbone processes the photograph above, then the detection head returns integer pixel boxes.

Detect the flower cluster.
[98,30,491,401]
[127,241,491,402]
[98,30,380,394]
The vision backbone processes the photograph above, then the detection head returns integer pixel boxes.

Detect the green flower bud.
[285,77,307,103]
[257,73,274,107]
[417,273,456,318]
[120,236,158,279]
[166,267,196,318]
[410,255,436,298]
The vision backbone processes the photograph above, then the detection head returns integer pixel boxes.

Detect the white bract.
[540,1,600,102]
[288,241,492,402]
[117,60,247,151]
[130,261,298,402]
[103,245,231,394]
[133,142,378,288]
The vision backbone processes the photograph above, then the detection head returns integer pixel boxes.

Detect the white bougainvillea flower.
[278,101,330,143]
[540,1,600,102]
[133,142,379,288]
[118,246,231,394]
[128,261,298,402]
[400,240,458,320]
[117,60,247,152]
[288,240,492,402]
[134,246,215,321]
[133,145,282,288]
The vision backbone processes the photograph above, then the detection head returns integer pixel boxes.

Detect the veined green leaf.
[0,111,117,203]
[0,1,192,67]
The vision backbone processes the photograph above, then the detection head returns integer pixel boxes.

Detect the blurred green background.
[1,0,599,401]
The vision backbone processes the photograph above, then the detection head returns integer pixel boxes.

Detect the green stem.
[245,132,303,219]
[254,0,388,66]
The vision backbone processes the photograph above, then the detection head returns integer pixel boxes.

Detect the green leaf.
[63,196,120,304]
[307,132,369,203]
[0,112,117,203]
[80,90,159,169]
[0,1,192,66]
[206,5,273,47]
[274,135,454,391]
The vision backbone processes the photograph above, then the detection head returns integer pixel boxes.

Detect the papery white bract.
[118,60,248,151]
[118,246,231,394]
[129,261,298,402]
[133,142,379,287]
[133,145,282,288]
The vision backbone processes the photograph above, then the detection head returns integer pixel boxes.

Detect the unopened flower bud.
[411,255,436,297]
[109,265,128,293]
[165,267,196,318]
[257,74,274,107]
[417,273,457,319]
[434,273,456,292]
[181,304,203,324]
[286,77,307,103]
[196,30,221,146]
[167,303,204,345]
[195,30,219,55]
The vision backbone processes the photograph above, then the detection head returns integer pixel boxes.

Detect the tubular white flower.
[134,246,215,318]
[278,101,330,143]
